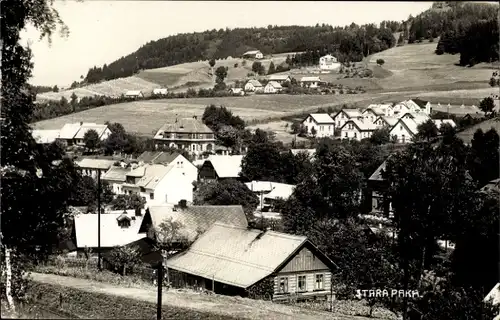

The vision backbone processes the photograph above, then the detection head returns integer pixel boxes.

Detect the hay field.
[32,93,401,136]
[367,42,495,91]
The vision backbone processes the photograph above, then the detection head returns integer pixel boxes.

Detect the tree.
[69,175,97,207]
[107,245,142,276]
[369,127,391,145]
[267,61,276,75]
[397,33,405,46]
[111,194,146,213]
[83,129,100,152]
[209,58,216,69]
[194,179,259,218]
[310,126,317,137]
[52,85,59,92]
[215,65,227,84]
[489,77,497,87]
[1,0,76,311]
[416,119,439,141]
[467,128,500,186]
[202,105,245,131]
[479,97,495,115]
[240,139,285,182]
[70,92,78,111]
[376,59,385,66]
[252,61,265,75]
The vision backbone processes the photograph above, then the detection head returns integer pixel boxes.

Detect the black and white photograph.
[1,1,500,319]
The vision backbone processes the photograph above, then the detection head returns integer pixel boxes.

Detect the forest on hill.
[408,2,499,66]
[83,21,403,84]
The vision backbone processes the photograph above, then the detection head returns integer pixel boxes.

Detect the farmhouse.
[153,116,216,159]
[124,90,144,98]
[318,54,341,71]
[244,80,263,92]
[302,113,335,138]
[31,129,61,144]
[393,99,431,116]
[389,117,428,143]
[72,210,147,253]
[264,81,283,94]
[152,88,168,96]
[245,181,295,211]
[373,116,399,129]
[57,122,111,146]
[242,50,263,59]
[198,155,244,182]
[119,156,198,206]
[228,88,244,96]
[331,108,363,130]
[268,75,291,84]
[75,158,116,180]
[340,119,377,141]
[300,76,321,88]
[139,204,248,243]
[167,223,337,301]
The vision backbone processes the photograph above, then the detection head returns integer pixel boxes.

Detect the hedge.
[27,282,239,319]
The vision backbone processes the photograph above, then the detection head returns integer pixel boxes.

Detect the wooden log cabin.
[166,223,338,302]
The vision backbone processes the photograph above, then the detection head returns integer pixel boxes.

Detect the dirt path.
[30,272,373,320]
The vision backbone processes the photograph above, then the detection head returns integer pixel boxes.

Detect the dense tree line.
[82,22,403,84]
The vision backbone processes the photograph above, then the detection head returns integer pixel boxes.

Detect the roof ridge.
[187,249,275,272]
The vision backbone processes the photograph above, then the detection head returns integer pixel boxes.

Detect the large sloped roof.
[167,223,308,288]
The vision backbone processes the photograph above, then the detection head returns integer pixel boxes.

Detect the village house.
[102,164,132,195]
[389,118,422,144]
[152,88,168,96]
[166,223,338,302]
[367,159,394,218]
[340,119,377,141]
[373,116,399,129]
[433,119,457,130]
[242,50,264,59]
[331,108,363,131]
[118,155,197,206]
[245,181,295,211]
[362,106,389,123]
[56,122,111,146]
[318,54,341,71]
[75,158,117,180]
[264,81,283,94]
[198,155,244,182]
[153,116,216,159]
[228,87,245,96]
[301,113,335,138]
[300,76,321,89]
[124,90,144,98]
[72,209,147,254]
[31,129,61,144]
[393,99,432,116]
[366,104,394,117]
[244,80,263,93]
[268,75,291,84]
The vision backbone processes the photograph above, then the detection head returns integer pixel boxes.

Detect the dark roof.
[137,151,179,164]
[141,205,248,242]
[412,98,429,109]
[157,118,213,134]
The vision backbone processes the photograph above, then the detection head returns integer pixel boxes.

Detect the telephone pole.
[97,170,102,271]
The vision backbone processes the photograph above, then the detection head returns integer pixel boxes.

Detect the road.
[30,272,378,320]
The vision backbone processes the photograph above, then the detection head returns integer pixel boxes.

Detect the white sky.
[22,1,432,86]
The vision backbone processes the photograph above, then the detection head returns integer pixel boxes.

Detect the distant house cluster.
[124,87,168,99]
[32,122,112,147]
[300,99,458,143]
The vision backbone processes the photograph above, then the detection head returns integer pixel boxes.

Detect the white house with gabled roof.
[264,81,283,94]
[242,50,263,59]
[268,75,291,84]
[373,116,399,129]
[319,54,341,71]
[389,117,427,143]
[331,108,363,131]
[302,113,335,137]
[124,90,144,98]
[300,76,321,88]
[244,80,263,93]
[340,118,377,141]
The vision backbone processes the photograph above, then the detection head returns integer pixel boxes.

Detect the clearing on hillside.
[366,42,496,91]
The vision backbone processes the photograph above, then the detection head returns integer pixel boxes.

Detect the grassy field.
[457,117,500,144]
[366,42,495,91]
[32,93,399,135]
[247,121,309,145]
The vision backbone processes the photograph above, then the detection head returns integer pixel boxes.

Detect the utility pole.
[157,262,163,320]
[97,169,102,271]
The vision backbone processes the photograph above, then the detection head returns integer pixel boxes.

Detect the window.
[118,219,131,228]
[354,132,357,138]
[140,187,145,192]
[400,125,403,130]
[315,274,324,290]
[344,132,348,137]
[150,193,154,200]
[278,277,289,293]
[297,275,307,292]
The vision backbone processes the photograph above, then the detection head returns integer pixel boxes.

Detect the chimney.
[80,121,83,126]
[135,208,142,216]
[178,199,187,209]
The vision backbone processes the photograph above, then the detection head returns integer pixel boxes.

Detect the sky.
[22,1,432,87]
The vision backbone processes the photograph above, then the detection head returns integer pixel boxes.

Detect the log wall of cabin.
[272,246,333,301]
